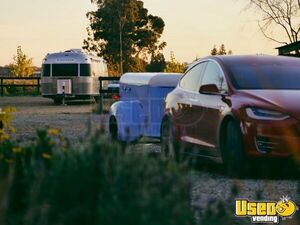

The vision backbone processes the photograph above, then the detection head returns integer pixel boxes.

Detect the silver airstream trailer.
[41,49,108,104]
[109,72,182,142]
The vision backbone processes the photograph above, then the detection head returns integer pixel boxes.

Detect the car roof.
[120,72,182,87]
[190,55,300,68]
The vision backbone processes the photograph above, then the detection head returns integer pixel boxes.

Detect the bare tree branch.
[246,0,300,44]
[258,21,288,44]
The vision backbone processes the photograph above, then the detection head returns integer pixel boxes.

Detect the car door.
[173,62,207,142]
[189,61,229,150]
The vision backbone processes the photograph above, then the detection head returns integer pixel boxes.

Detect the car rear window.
[225,57,300,89]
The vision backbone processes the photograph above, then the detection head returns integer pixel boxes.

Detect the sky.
[0,0,285,66]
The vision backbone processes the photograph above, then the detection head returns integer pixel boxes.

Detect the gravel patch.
[191,171,299,212]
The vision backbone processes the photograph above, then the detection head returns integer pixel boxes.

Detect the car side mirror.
[199,84,219,95]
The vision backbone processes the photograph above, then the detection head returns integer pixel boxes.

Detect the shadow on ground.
[190,156,300,180]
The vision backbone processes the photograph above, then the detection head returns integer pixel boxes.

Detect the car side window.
[180,62,206,92]
[201,61,228,94]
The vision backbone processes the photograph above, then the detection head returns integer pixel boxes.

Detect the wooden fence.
[0,76,119,113]
[0,77,41,96]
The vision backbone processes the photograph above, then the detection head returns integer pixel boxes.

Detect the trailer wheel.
[109,116,118,141]
[53,97,62,105]
[93,96,99,103]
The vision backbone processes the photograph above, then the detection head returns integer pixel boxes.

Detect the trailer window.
[42,64,50,77]
[52,64,78,77]
[80,64,91,77]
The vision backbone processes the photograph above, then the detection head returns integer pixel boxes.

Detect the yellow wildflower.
[47,128,60,136]
[0,106,16,136]
[4,158,13,164]
[42,153,52,159]
[12,147,22,153]
[3,107,16,114]
[0,132,10,142]
[9,126,16,134]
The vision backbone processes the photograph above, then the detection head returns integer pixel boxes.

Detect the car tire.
[222,120,248,177]
[161,117,181,162]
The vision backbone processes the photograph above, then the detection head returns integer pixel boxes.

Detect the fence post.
[0,78,3,96]
[99,77,103,114]
[0,110,3,130]
[37,78,40,95]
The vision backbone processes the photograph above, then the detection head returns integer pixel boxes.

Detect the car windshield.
[225,57,300,89]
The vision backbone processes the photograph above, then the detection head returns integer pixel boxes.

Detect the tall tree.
[218,44,227,55]
[244,0,300,44]
[84,0,166,74]
[210,44,233,55]
[164,52,186,73]
[146,53,166,72]
[9,46,34,77]
[211,45,218,55]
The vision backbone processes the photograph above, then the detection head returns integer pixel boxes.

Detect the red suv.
[161,55,300,174]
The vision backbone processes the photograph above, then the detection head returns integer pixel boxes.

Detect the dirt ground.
[0,96,299,221]
[0,96,106,141]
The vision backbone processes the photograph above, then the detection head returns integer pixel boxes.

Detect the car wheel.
[222,120,248,177]
[109,116,118,141]
[53,97,62,105]
[161,117,181,162]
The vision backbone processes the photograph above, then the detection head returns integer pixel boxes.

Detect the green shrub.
[0,129,195,225]
[2,87,9,95]
[4,86,39,96]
